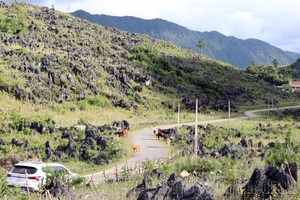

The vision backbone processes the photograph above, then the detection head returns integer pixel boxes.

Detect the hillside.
[1,3,300,199]
[71,10,300,69]
[0,2,298,116]
[290,58,300,79]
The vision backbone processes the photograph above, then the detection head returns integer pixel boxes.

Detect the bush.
[0,16,26,35]
[78,117,89,125]
[121,166,131,181]
[71,176,87,187]
[16,48,27,55]
[0,172,22,198]
[172,156,220,174]
[266,132,300,166]
[142,159,155,172]
[77,100,89,110]
[86,95,111,107]
[8,110,25,131]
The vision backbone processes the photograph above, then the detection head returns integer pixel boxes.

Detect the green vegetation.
[70,10,300,69]
[272,58,279,68]
[0,2,299,115]
[246,62,292,86]
[290,58,300,79]
[129,44,186,86]
[0,14,26,35]
[0,2,300,199]
[2,111,300,199]
[198,38,206,55]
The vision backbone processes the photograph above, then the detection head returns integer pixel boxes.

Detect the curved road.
[85,105,300,184]
[85,127,169,184]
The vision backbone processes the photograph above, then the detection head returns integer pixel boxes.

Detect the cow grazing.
[133,145,141,156]
[119,128,128,137]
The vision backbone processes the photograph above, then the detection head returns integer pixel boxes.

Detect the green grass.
[2,103,300,199]
[1,88,300,199]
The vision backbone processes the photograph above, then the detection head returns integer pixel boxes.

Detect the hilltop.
[0,2,298,119]
[71,10,300,69]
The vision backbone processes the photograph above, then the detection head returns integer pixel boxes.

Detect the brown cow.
[133,145,141,156]
[155,128,167,140]
[119,128,128,137]
[166,138,171,145]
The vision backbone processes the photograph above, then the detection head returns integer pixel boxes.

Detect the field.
[1,93,300,199]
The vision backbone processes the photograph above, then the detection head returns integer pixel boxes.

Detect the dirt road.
[85,105,300,184]
[85,126,169,184]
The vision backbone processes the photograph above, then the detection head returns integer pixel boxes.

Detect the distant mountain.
[71,10,300,69]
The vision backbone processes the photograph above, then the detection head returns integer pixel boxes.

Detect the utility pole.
[272,99,273,109]
[194,99,198,156]
[177,103,180,132]
[268,100,270,117]
[228,101,230,123]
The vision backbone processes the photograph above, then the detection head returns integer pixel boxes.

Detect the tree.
[272,59,279,68]
[246,62,260,76]
[198,39,206,55]
[282,83,292,92]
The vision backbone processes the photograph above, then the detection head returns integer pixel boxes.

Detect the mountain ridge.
[71,10,300,68]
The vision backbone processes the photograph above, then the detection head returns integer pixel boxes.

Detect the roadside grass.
[2,93,300,199]
[0,92,241,128]
[155,116,300,199]
[3,170,300,200]
[239,98,299,112]
[2,114,300,199]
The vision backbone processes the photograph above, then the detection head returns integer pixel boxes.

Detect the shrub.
[142,159,155,172]
[266,132,300,166]
[78,117,89,125]
[7,110,25,131]
[16,48,27,56]
[78,100,89,110]
[121,166,131,181]
[172,156,220,174]
[86,95,111,107]
[70,176,87,187]
[0,172,22,198]
[0,16,26,35]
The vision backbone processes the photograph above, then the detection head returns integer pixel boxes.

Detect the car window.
[42,166,69,174]
[11,166,37,174]
[51,166,69,174]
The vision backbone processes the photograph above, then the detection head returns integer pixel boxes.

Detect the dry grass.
[0,92,230,127]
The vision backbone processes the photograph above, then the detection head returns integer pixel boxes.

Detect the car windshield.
[11,166,37,174]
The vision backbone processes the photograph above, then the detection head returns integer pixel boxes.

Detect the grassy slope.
[1,2,297,114]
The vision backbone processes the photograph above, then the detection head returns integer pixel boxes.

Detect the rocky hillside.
[0,2,298,114]
[71,10,300,69]
[290,58,300,79]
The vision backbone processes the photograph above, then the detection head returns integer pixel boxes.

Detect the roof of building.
[290,81,300,86]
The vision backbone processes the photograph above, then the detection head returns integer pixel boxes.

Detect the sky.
[3,0,300,54]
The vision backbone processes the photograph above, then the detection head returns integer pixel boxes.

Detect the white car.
[6,161,78,192]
